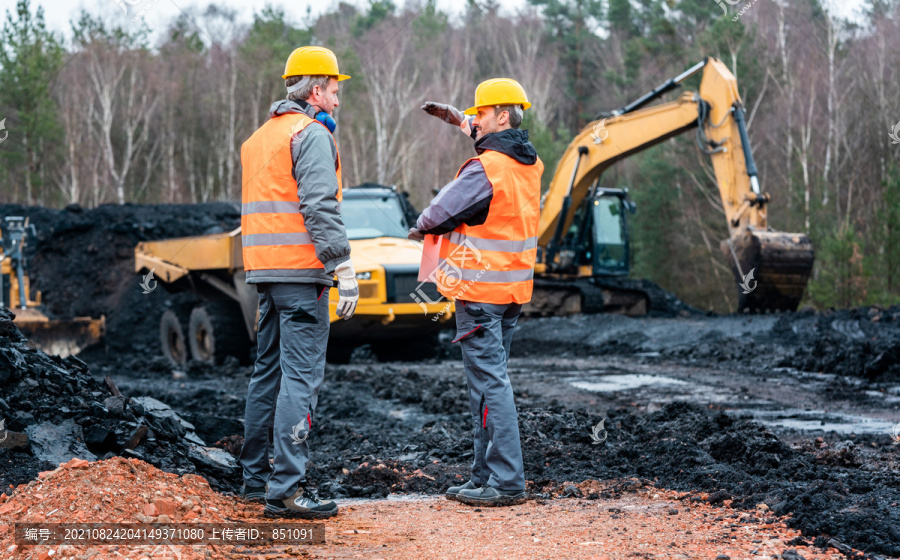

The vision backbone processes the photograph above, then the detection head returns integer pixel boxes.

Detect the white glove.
[334,260,359,320]
[407,227,424,241]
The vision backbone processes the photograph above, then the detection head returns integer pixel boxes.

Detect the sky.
[0,0,870,43]
[5,0,517,40]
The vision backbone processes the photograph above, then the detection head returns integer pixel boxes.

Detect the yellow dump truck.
[2,216,106,357]
[135,185,453,365]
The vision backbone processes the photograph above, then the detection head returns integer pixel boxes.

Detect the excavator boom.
[537,57,814,313]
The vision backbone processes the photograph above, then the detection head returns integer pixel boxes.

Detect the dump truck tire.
[159,309,188,365]
[372,334,439,362]
[188,302,250,365]
[326,343,355,365]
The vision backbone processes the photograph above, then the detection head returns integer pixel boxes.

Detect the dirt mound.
[0,308,241,495]
[0,456,260,559]
[0,203,241,356]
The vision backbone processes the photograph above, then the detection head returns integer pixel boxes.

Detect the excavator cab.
[548,186,634,277]
[530,187,648,317]
[589,190,634,277]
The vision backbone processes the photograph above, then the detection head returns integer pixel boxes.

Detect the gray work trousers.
[453,300,525,491]
[239,282,330,500]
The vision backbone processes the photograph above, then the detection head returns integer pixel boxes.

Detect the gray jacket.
[417,128,539,235]
[244,100,351,285]
[416,160,493,234]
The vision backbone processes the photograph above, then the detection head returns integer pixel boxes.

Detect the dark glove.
[407,227,425,241]
[421,102,465,127]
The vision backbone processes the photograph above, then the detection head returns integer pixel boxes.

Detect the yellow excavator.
[529,57,814,316]
[1,216,106,356]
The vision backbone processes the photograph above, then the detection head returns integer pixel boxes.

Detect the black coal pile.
[514,303,900,382]
[770,306,900,381]
[0,308,241,495]
[669,305,900,382]
[0,203,241,357]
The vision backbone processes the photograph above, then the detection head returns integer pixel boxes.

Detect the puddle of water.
[571,374,688,393]
[339,493,439,505]
[736,409,897,435]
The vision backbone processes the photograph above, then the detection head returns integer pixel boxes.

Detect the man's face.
[309,78,340,115]
[472,106,508,140]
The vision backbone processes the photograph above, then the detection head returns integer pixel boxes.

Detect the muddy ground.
[1,204,900,558]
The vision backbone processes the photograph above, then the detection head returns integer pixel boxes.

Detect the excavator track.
[526,277,699,318]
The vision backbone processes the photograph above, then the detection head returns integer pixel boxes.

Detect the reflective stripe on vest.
[446,231,538,253]
[435,149,543,304]
[240,112,342,272]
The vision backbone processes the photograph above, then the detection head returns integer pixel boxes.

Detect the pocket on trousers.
[452,324,482,343]
[461,300,485,317]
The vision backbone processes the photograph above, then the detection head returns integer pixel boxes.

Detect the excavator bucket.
[722,228,815,313]
[12,308,106,358]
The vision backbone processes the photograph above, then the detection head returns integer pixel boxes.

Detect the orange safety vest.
[241,113,342,272]
[435,149,543,304]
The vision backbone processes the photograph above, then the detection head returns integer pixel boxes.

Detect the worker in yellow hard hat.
[239,45,355,521]
[413,78,542,507]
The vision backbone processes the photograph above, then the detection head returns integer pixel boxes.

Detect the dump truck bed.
[135,226,453,364]
[134,228,243,284]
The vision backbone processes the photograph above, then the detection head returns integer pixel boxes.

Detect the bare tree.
[358,30,421,186]
[81,31,159,204]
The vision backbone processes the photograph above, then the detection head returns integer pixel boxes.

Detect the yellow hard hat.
[463,78,531,115]
[282,46,351,81]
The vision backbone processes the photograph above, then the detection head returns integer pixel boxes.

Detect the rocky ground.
[1,203,899,559]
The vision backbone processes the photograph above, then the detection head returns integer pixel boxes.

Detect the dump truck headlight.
[356,271,372,280]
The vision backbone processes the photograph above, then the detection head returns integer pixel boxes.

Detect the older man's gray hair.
[494,104,524,128]
[286,75,331,103]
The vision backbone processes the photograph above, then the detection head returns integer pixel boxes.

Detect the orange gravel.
[0,457,862,559]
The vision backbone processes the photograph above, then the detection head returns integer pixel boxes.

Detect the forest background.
[1,0,899,312]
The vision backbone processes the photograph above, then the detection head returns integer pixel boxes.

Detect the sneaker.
[264,486,338,519]
[456,485,527,507]
[240,483,267,504]
[445,480,480,501]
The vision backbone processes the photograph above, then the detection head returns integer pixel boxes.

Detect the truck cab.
[327,184,451,361]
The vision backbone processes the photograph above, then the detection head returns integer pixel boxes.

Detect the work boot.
[445,480,480,501]
[264,486,338,519]
[240,483,267,504]
[456,485,527,507]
